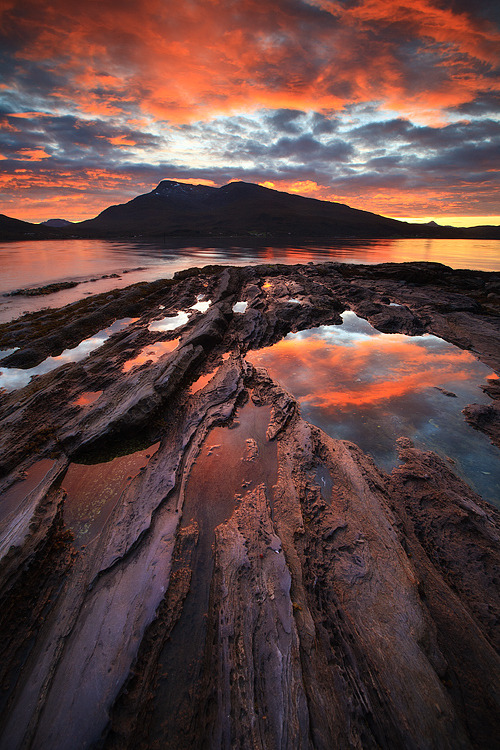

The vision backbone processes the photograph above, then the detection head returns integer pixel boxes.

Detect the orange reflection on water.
[122,339,179,373]
[249,332,491,414]
[72,390,103,407]
[248,314,500,503]
[189,367,219,394]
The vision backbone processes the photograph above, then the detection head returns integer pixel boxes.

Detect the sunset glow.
[0,0,498,223]
[247,312,499,483]
[249,331,488,412]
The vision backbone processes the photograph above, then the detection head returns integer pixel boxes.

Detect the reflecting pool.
[248,312,500,506]
[122,339,179,373]
[0,317,135,392]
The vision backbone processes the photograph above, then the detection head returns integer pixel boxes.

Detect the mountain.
[73,180,424,238]
[0,214,61,241]
[41,218,74,227]
[1,181,499,240]
[73,181,500,239]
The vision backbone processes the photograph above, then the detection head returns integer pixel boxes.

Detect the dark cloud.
[444,0,500,25]
[418,140,500,173]
[451,91,500,115]
[266,134,353,161]
[350,118,500,154]
[265,109,304,134]
[311,112,339,135]
[0,113,164,164]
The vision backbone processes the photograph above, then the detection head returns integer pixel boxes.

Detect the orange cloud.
[108,135,136,146]
[169,178,218,187]
[0,168,147,221]
[3,0,499,122]
[253,179,486,218]
[8,112,53,119]
[14,149,50,161]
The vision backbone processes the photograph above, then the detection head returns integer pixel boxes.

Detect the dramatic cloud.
[0,0,498,221]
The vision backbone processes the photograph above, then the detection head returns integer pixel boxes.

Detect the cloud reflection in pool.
[248,311,500,506]
[0,318,136,392]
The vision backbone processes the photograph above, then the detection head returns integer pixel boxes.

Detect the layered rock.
[0,261,498,749]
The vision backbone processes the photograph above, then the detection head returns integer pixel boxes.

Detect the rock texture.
[0,261,499,749]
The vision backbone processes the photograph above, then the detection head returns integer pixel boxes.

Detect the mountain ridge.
[1,181,499,240]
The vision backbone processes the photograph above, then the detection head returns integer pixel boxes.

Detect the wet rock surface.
[464,402,500,449]
[0,260,499,749]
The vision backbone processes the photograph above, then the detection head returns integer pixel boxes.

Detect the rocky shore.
[0,260,499,749]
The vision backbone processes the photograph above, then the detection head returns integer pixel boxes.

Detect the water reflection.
[63,443,159,548]
[190,295,211,313]
[72,390,103,407]
[0,318,135,392]
[122,339,179,373]
[248,312,500,506]
[1,237,498,323]
[189,368,219,393]
[148,312,189,333]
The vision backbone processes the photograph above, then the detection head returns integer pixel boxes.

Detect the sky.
[0,0,499,225]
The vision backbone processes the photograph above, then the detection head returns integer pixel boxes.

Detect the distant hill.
[1,181,499,240]
[0,214,61,241]
[41,218,74,228]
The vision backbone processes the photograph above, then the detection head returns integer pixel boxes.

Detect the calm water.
[248,312,500,507]
[0,318,135,391]
[0,237,499,322]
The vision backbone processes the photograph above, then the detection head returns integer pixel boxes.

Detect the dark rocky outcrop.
[463,402,500,449]
[0,261,499,749]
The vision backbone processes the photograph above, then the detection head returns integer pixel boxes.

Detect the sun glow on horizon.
[7,185,500,227]
[389,216,500,228]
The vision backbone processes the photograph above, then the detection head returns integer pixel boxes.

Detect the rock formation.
[0,261,498,749]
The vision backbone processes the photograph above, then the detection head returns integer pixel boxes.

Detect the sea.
[0,237,499,323]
